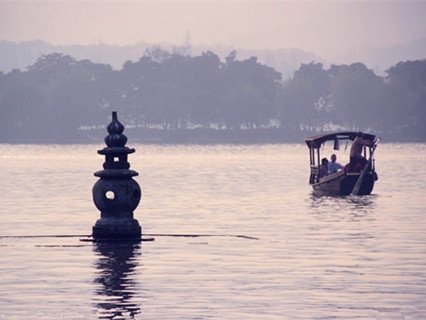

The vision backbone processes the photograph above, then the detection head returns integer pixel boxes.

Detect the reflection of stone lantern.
[93,242,141,318]
[92,111,142,240]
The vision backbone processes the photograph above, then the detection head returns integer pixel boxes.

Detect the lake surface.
[1,143,426,319]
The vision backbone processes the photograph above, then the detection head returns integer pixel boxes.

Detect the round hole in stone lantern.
[105,191,115,200]
[92,111,142,241]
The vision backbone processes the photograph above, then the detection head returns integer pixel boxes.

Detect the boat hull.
[312,171,375,196]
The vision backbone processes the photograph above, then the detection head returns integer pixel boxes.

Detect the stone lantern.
[92,111,142,240]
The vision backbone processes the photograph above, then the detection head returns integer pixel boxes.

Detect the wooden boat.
[305,131,379,196]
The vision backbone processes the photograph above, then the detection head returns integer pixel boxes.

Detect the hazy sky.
[1,1,426,59]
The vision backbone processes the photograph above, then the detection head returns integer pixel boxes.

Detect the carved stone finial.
[105,111,127,147]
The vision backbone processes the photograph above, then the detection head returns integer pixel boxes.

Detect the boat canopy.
[305,131,376,149]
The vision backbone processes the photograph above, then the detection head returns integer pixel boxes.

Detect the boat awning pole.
[316,148,320,182]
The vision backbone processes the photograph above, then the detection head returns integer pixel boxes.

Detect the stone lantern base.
[92,217,141,240]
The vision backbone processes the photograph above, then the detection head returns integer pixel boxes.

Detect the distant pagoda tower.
[92,111,142,240]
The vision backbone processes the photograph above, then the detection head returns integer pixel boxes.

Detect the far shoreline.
[0,128,424,145]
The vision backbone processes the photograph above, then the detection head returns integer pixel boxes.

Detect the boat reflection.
[93,242,141,319]
[309,193,377,220]
[310,192,376,206]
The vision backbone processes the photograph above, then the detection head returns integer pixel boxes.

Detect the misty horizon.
[1,1,426,63]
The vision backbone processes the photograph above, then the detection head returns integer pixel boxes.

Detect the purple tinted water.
[1,143,425,319]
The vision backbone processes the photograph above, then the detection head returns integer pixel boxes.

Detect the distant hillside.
[2,38,426,78]
[0,40,152,72]
[0,39,321,78]
[335,37,426,74]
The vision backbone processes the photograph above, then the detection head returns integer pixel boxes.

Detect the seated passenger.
[328,154,344,174]
[319,158,329,179]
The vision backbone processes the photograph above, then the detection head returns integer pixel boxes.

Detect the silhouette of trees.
[219,55,281,129]
[279,62,330,132]
[384,60,426,138]
[184,51,222,128]
[119,49,223,129]
[0,49,425,142]
[329,63,385,131]
[0,69,46,136]
[113,49,281,131]
[0,53,114,140]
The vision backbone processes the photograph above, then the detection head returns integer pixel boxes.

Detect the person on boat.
[328,154,343,174]
[319,158,329,179]
[349,132,370,172]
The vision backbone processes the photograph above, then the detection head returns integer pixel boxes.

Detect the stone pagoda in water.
[92,111,142,240]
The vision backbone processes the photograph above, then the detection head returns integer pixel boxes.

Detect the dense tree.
[0,69,46,136]
[219,55,282,129]
[0,53,115,139]
[32,54,113,134]
[184,51,222,127]
[329,63,384,131]
[279,62,330,131]
[384,60,426,138]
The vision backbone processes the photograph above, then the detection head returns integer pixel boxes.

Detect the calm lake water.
[1,143,426,319]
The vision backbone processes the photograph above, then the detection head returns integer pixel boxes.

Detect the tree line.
[0,48,425,142]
